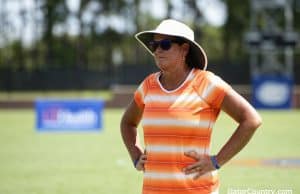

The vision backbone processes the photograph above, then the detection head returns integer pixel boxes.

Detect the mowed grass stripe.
[0,109,299,194]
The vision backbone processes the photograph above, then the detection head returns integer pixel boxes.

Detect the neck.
[159,66,192,91]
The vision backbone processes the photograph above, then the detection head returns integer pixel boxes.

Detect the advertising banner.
[252,75,293,109]
[36,99,104,132]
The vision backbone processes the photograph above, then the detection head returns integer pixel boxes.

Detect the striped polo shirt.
[134,68,231,194]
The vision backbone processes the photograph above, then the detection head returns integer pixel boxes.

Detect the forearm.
[120,100,144,163]
[215,120,260,167]
[217,88,262,167]
[121,125,144,162]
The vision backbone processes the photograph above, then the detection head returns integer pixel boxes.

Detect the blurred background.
[0,0,299,91]
[0,0,300,194]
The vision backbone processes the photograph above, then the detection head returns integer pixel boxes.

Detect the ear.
[181,43,190,57]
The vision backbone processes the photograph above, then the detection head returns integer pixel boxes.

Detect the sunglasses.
[148,39,184,52]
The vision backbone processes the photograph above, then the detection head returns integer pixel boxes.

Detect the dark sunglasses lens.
[160,40,172,50]
[148,41,158,52]
[148,39,173,52]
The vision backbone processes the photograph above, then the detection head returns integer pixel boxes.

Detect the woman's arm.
[120,99,146,170]
[215,88,262,166]
[183,88,262,178]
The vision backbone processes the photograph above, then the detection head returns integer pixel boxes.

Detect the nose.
[154,45,163,53]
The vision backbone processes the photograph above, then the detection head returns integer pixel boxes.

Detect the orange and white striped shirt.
[134,68,231,194]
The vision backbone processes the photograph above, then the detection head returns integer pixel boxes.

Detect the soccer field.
[0,109,299,194]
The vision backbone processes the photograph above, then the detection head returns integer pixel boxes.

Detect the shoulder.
[193,69,217,78]
[192,69,222,85]
[192,69,232,96]
[134,72,159,108]
[144,72,158,82]
[192,69,232,108]
[140,72,160,88]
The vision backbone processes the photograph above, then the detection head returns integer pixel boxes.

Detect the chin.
[156,62,168,71]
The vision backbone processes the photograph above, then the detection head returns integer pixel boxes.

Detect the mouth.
[157,56,166,60]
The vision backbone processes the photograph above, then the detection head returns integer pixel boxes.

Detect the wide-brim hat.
[135,19,207,70]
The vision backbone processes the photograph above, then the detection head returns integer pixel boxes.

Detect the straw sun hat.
[135,19,207,70]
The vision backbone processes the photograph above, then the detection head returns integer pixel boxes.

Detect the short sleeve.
[133,73,157,109]
[193,71,231,109]
[134,79,147,109]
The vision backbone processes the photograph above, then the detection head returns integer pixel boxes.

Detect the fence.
[0,63,299,91]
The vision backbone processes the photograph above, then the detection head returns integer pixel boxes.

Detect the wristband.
[210,155,220,169]
[134,158,139,168]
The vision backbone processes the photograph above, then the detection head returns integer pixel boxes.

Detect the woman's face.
[151,34,189,72]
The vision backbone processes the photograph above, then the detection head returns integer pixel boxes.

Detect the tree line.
[0,0,299,78]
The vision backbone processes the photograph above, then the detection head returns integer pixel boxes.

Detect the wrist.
[210,155,221,170]
[134,157,139,168]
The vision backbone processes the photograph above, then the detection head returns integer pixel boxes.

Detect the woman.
[120,19,262,194]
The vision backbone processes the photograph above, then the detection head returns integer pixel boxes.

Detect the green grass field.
[0,109,299,194]
[0,91,112,101]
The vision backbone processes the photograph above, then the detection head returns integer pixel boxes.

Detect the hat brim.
[135,31,207,70]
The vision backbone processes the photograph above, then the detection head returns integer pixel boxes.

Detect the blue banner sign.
[252,75,293,109]
[36,99,104,132]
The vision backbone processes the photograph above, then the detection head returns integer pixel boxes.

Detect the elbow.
[254,118,262,130]
[120,116,128,133]
[240,111,262,133]
[249,113,262,131]
[120,113,127,131]
[120,114,137,134]
[255,110,262,128]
